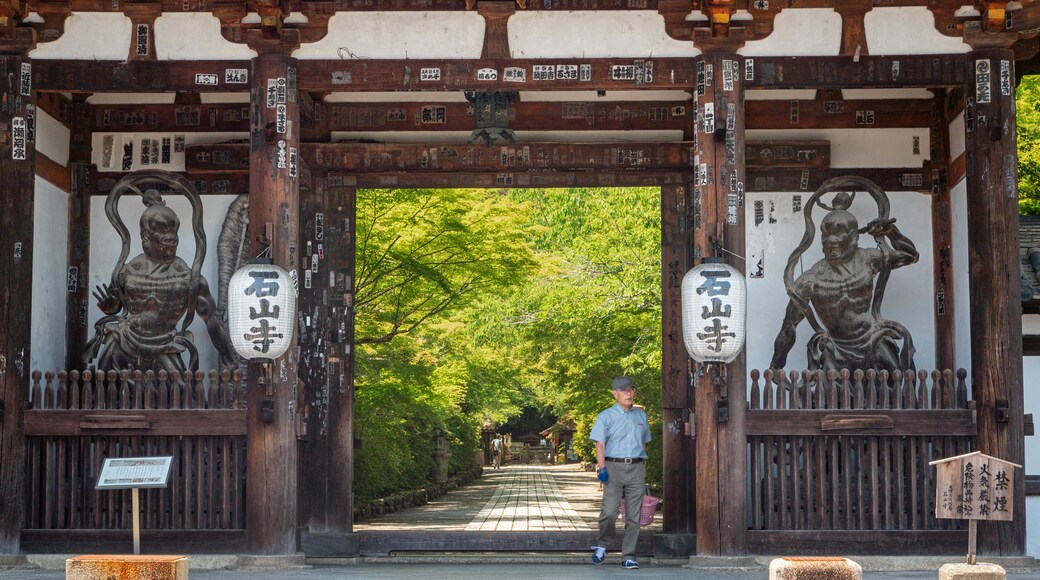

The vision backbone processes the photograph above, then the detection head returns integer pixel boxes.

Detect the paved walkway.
[465,467,590,531]
[353,463,661,532]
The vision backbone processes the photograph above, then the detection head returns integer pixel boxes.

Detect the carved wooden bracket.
[465,0,525,11]
[477,1,513,60]
[27,0,67,44]
[124,2,162,61]
[245,26,300,55]
[835,0,871,58]
[213,2,250,44]
[701,0,735,38]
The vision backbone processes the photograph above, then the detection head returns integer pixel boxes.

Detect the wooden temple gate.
[0,1,1031,560]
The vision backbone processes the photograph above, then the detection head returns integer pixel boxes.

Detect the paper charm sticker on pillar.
[227,260,297,361]
[681,257,747,364]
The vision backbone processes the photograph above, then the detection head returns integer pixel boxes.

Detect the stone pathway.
[466,467,590,531]
[352,463,660,532]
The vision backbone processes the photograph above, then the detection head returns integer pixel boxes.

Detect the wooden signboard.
[96,457,172,490]
[96,457,173,554]
[930,451,1020,563]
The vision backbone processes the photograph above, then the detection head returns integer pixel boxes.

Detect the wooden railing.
[23,369,247,535]
[747,368,975,536]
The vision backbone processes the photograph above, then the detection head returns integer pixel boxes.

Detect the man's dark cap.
[612,376,635,391]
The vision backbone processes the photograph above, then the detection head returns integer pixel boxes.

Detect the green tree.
[469,187,663,485]
[1018,75,1040,215]
[352,188,538,499]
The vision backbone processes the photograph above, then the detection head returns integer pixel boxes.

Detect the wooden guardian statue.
[84,170,238,375]
[770,176,920,374]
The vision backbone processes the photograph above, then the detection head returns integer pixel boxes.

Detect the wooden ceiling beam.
[91,169,250,195]
[33,55,975,94]
[746,165,932,194]
[83,97,932,134]
[87,101,250,131]
[186,141,697,173]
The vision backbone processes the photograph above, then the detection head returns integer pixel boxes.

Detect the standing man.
[491,434,503,469]
[590,376,651,570]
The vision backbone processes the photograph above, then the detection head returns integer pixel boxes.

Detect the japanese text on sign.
[242,270,286,354]
[933,452,1017,521]
[694,268,735,353]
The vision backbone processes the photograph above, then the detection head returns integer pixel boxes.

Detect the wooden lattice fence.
[746,368,975,550]
[21,369,247,552]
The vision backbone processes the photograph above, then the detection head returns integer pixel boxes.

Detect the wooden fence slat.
[745,367,974,536]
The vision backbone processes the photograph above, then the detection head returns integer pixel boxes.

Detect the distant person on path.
[589,376,651,570]
[492,434,504,469]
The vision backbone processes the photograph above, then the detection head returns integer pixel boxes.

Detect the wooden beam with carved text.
[83,98,934,134]
[33,55,976,94]
[187,142,697,173]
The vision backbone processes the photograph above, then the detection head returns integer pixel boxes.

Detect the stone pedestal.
[769,557,862,580]
[66,555,188,579]
[939,562,1007,580]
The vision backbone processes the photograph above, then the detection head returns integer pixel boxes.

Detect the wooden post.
[660,183,694,547]
[244,29,302,555]
[930,90,956,372]
[964,47,1026,555]
[65,94,92,372]
[691,50,748,556]
[298,173,359,557]
[0,31,37,554]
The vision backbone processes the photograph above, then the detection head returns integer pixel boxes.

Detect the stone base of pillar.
[769,556,862,580]
[939,562,1007,580]
[66,555,188,580]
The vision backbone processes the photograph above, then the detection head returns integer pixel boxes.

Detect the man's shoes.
[622,559,640,569]
[591,546,606,564]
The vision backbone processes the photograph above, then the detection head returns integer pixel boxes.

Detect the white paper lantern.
[681,258,746,363]
[227,261,297,360]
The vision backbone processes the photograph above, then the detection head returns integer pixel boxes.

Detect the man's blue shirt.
[589,403,651,459]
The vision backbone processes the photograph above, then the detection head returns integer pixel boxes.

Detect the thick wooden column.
[0,32,37,554]
[245,30,302,555]
[65,96,92,372]
[691,51,748,556]
[930,90,956,371]
[298,173,359,556]
[965,48,1025,555]
[659,183,694,554]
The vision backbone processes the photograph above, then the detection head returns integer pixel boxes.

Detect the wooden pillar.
[298,173,359,557]
[660,183,694,550]
[0,30,38,554]
[691,50,748,556]
[930,90,956,371]
[245,30,302,555]
[65,96,91,372]
[965,47,1025,555]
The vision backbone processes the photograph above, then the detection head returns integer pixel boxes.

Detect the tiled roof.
[1020,216,1040,302]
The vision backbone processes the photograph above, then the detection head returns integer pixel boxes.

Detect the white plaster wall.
[864,8,968,56]
[90,132,248,173]
[744,191,936,373]
[36,109,70,166]
[31,177,68,373]
[949,165,971,373]
[508,12,696,58]
[88,194,240,373]
[155,14,256,60]
[741,9,842,57]
[294,12,485,59]
[1023,355,1040,557]
[29,13,132,60]
[1030,495,1040,558]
